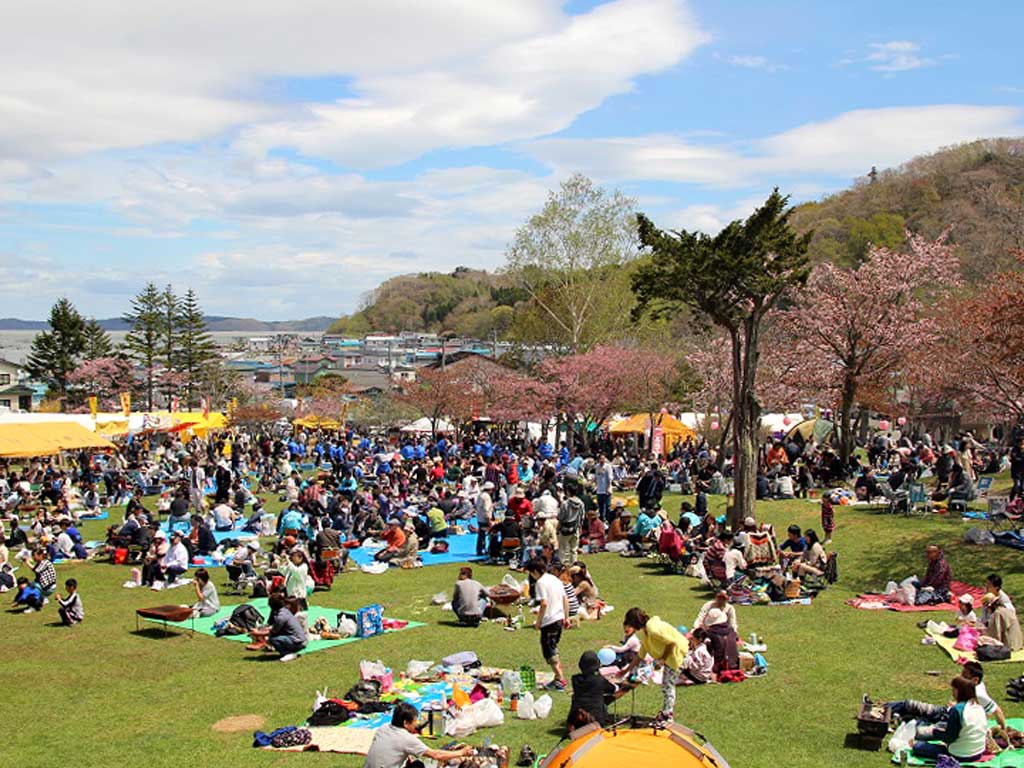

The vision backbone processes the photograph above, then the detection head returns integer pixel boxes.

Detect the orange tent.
[539,722,731,768]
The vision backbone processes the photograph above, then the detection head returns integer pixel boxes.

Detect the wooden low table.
[136,604,196,637]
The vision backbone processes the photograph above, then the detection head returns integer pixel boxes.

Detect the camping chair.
[907,482,931,517]
[976,477,994,498]
[495,538,523,568]
[988,497,1024,533]
[877,481,908,515]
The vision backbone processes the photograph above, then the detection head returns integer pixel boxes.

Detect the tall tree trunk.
[730,320,761,530]
[715,411,733,471]
[839,373,856,463]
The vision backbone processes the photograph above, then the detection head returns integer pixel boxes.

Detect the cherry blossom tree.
[66,356,135,410]
[917,252,1024,424]
[395,367,476,438]
[775,231,961,461]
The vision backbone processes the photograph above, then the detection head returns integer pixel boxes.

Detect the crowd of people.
[3,417,1024,764]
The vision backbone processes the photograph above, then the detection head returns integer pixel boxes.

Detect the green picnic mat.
[893,717,1024,765]
[141,597,424,656]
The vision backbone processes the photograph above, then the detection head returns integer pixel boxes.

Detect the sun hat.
[958,594,974,605]
[744,516,756,527]
[247,540,260,551]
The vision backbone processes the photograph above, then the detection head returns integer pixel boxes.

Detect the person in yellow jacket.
[622,607,686,722]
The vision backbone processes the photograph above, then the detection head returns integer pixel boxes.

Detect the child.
[192,568,220,618]
[604,623,641,670]
[58,578,84,625]
[527,558,569,691]
[820,496,835,545]
[956,594,978,626]
[557,565,581,625]
[679,629,714,685]
[13,577,43,613]
[568,651,617,728]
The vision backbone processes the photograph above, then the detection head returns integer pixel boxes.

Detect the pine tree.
[161,284,181,370]
[173,288,218,407]
[25,298,87,405]
[122,282,164,411]
[82,318,113,360]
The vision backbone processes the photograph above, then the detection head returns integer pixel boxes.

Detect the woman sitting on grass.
[911,676,986,762]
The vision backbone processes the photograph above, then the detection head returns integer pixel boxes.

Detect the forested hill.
[790,137,1024,280]
[330,138,1024,336]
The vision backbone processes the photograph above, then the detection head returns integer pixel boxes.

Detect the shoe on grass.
[279,653,298,663]
[543,679,567,691]
[23,607,35,614]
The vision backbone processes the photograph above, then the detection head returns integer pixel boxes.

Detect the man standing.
[557,485,585,565]
[593,454,614,522]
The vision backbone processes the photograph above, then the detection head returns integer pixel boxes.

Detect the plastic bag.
[954,626,980,651]
[446,697,505,737]
[501,573,520,589]
[964,527,995,546]
[888,719,917,753]
[431,592,448,605]
[501,670,522,697]
[337,615,357,637]
[517,691,536,720]
[360,660,388,679]
[407,660,434,678]
[533,694,552,719]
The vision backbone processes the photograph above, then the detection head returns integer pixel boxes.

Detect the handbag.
[977,643,1011,661]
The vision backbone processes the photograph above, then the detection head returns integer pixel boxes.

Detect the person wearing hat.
[694,590,739,634]
[375,518,407,563]
[568,650,618,728]
[393,518,420,565]
[506,485,532,522]
[154,531,188,589]
[955,593,978,627]
[230,539,263,580]
[474,482,495,557]
[702,607,740,673]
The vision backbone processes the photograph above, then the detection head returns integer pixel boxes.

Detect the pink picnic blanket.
[846,581,985,612]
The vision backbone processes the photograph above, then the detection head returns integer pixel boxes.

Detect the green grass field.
[3,482,1022,768]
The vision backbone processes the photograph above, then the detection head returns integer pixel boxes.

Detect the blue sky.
[0,0,1021,320]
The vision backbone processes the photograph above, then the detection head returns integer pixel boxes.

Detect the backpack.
[824,552,839,584]
[559,498,584,535]
[343,679,381,705]
[229,604,264,632]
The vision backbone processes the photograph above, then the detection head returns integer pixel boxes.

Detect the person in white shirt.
[723,540,748,581]
[55,522,76,560]
[694,591,739,634]
[155,532,188,587]
[528,558,570,691]
[191,568,220,617]
[212,502,237,532]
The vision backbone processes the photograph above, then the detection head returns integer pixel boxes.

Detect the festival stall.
[0,421,116,458]
[609,413,697,454]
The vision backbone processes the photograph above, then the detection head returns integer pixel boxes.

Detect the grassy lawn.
[3,482,1022,768]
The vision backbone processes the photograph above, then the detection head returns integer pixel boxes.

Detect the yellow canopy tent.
[609,412,696,453]
[540,722,731,768]
[293,415,341,430]
[94,419,130,437]
[0,422,116,458]
[142,411,228,438]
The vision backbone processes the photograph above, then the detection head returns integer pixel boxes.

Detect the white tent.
[401,417,455,434]
[760,412,804,434]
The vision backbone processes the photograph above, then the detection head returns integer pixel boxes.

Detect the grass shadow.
[130,627,192,640]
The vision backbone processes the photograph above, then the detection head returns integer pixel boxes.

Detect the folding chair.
[976,477,994,498]
[907,483,931,517]
[987,497,1023,533]
[877,481,907,515]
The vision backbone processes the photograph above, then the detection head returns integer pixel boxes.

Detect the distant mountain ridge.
[0,316,335,332]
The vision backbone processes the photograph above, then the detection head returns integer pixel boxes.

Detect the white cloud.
[839,40,941,73]
[524,104,1024,187]
[0,0,707,169]
[237,0,709,167]
[727,55,786,73]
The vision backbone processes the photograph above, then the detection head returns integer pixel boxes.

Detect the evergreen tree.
[161,284,181,370]
[122,282,164,411]
[173,288,218,407]
[25,298,87,405]
[82,318,113,360]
